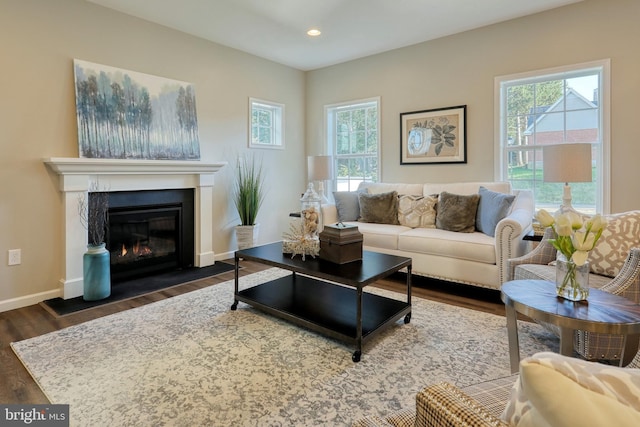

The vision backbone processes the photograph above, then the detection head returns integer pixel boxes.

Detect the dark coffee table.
[232,242,412,362]
[501,280,640,373]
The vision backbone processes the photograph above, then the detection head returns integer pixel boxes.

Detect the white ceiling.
[88,0,582,71]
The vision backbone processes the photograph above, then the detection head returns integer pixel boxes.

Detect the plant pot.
[83,243,111,301]
[236,224,260,250]
[555,253,589,301]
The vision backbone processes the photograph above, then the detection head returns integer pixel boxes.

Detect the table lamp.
[307,155,332,205]
[543,143,592,214]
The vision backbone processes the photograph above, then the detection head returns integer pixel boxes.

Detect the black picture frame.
[400,105,466,165]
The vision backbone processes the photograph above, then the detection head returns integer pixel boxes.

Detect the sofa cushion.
[397,194,438,228]
[424,181,512,197]
[435,191,480,233]
[358,182,424,196]
[344,221,410,251]
[333,189,367,222]
[476,186,515,237]
[399,228,496,264]
[588,211,640,278]
[502,352,640,427]
[359,191,400,225]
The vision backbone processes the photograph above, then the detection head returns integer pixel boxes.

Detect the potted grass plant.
[233,155,265,249]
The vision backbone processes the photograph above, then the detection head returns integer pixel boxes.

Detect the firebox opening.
[98,189,195,284]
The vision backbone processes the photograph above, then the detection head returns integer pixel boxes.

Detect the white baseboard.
[0,289,61,313]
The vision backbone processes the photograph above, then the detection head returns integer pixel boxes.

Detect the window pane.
[499,64,604,214]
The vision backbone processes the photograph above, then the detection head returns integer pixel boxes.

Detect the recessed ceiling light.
[307,28,321,37]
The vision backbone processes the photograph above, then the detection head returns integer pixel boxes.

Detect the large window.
[249,98,284,149]
[325,97,380,191]
[495,60,610,214]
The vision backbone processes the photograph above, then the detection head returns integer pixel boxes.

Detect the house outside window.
[495,60,610,214]
[325,97,380,192]
[249,98,284,149]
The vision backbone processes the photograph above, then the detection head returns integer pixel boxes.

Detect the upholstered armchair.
[506,211,640,362]
[352,350,640,427]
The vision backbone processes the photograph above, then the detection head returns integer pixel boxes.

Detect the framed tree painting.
[400,105,466,164]
[73,59,201,160]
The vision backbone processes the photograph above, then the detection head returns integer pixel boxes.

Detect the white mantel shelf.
[44,157,227,300]
[44,157,226,175]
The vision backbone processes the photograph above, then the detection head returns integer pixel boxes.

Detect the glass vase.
[555,253,590,301]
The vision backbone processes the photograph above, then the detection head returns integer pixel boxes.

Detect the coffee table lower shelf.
[231,274,411,362]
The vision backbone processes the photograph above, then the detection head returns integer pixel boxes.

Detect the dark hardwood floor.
[0,260,508,404]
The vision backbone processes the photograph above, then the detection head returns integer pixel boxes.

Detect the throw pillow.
[435,191,480,233]
[358,191,400,224]
[501,352,640,427]
[397,194,438,228]
[475,186,516,237]
[588,211,640,277]
[333,189,368,222]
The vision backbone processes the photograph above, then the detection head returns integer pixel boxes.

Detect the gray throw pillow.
[435,191,480,233]
[358,191,400,224]
[333,189,368,222]
[475,186,516,237]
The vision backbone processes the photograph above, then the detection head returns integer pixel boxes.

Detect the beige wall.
[0,0,305,310]
[3,0,639,310]
[306,0,640,212]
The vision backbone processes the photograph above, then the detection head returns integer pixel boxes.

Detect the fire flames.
[119,241,153,258]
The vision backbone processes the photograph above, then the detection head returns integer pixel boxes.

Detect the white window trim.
[249,97,285,150]
[324,96,381,191]
[493,59,611,213]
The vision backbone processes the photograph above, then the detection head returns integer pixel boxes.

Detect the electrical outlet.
[8,249,21,266]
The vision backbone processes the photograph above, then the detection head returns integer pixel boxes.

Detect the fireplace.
[44,157,226,299]
[101,189,195,283]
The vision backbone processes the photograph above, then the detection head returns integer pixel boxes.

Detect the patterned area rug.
[12,268,557,426]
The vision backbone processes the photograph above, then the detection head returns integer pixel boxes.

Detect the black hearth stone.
[41,263,235,317]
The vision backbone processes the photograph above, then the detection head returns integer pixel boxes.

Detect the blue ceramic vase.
[83,243,111,301]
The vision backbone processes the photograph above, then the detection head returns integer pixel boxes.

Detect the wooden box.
[319,224,363,264]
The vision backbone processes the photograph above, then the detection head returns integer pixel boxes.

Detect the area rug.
[40,262,236,316]
[12,268,558,426]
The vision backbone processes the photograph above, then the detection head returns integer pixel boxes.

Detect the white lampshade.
[543,143,592,184]
[307,155,332,181]
[543,143,592,213]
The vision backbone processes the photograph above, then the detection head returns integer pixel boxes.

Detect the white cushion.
[398,228,496,264]
[358,182,424,196]
[343,221,410,251]
[423,181,511,196]
[502,352,640,427]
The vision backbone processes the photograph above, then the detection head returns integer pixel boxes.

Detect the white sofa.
[322,182,534,290]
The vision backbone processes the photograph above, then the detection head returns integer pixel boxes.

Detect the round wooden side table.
[501,279,640,373]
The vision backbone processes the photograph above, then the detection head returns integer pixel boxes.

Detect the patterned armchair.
[506,211,640,362]
[352,350,640,427]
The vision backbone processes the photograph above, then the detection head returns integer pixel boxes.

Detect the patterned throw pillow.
[501,352,640,426]
[588,211,640,277]
[397,194,438,228]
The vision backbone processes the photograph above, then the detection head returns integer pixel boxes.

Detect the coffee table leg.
[559,327,574,356]
[505,305,520,374]
[231,255,240,310]
[353,287,363,362]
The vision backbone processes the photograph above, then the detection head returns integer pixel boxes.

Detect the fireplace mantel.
[44,157,227,299]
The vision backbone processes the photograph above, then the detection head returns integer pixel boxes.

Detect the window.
[495,60,610,214]
[249,98,284,149]
[325,97,380,192]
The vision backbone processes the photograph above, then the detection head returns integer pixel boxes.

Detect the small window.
[249,98,284,149]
